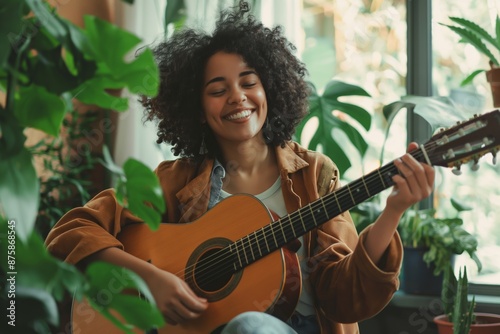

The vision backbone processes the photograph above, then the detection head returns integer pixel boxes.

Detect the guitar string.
[180,142,446,287]
[181,146,442,288]
[183,122,499,287]
[180,144,440,286]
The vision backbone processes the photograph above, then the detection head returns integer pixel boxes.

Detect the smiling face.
[201,51,268,148]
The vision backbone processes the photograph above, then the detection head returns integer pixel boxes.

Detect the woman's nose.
[227,87,247,104]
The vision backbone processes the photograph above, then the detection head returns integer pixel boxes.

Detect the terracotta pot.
[485,67,500,107]
[434,313,500,334]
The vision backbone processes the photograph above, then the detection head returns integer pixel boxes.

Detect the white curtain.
[185,0,303,53]
[113,0,170,170]
[113,0,302,169]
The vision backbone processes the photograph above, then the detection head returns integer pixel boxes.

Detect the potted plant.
[434,266,500,334]
[0,1,167,332]
[398,198,482,295]
[440,16,500,106]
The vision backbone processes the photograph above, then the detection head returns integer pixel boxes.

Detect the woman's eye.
[243,82,256,88]
[209,90,225,96]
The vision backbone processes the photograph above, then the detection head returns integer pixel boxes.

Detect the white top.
[219,178,316,316]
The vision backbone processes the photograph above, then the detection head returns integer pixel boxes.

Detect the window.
[301,0,500,287]
[433,0,500,286]
[301,0,408,181]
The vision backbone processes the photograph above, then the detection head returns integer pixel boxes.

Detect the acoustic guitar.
[71,110,500,333]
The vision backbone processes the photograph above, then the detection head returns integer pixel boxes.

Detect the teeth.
[225,110,252,120]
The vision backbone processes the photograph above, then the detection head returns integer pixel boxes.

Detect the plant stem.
[5,32,31,113]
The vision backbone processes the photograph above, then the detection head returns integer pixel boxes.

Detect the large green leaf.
[322,80,372,130]
[85,262,165,332]
[75,77,130,111]
[12,230,87,301]
[101,147,165,229]
[16,287,60,328]
[449,16,500,53]
[296,80,371,175]
[77,15,159,109]
[105,294,165,330]
[441,23,499,65]
[15,85,67,136]
[0,148,39,242]
[122,159,166,230]
[401,95,466,130]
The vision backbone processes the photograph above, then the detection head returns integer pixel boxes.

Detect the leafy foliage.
[84,262,165,332]
[30,109,102,238]
[1,0,160,240]
[101,146,166,231]
[441,266,476,334]
[296,80,371,175]
[0,222,165,333]
[0,0,166,332]
[398,199,482,276]
[441,15,500,85]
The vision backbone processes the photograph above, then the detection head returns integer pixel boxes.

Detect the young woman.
[46,3,434,333]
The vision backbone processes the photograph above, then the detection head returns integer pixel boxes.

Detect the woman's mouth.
[224,109,252,120]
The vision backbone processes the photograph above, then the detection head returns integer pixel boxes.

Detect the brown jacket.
[45,141,403,334]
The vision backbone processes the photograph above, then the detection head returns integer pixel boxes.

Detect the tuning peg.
[452,164,462,175]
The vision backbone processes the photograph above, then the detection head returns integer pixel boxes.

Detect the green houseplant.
[372,97,481,295]
[434,266,500,334]
[348,95,468,236]
[440,16,500,106]
[1,0,168,333]
[398,198,481,295]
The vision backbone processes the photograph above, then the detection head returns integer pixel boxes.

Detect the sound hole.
[194,247,234,292]
[186,237,242,302]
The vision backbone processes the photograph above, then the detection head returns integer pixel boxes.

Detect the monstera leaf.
[296,80,371,175]
[101,147,166,230]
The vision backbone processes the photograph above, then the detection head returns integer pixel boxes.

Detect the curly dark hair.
[142,2,310,158]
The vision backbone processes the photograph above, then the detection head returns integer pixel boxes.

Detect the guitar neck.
[230,108,500,271]
[229,147,427,271]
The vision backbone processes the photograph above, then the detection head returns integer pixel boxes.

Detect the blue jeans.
[220,311,320,334]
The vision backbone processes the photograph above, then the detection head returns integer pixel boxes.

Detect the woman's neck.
[218,139,279,195]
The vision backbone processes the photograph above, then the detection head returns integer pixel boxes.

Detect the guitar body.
[72,194,301,334]
[69,110,500,333]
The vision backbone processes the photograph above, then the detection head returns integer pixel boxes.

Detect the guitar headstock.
[423,110,499,173]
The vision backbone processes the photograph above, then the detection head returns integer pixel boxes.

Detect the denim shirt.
[208,160,320,333]
[208,159,226,210]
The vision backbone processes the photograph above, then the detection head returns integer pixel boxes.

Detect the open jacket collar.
[175,142,309,222]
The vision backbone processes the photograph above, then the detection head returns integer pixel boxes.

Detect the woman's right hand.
[146,267,209,325]
[82,247,208,325]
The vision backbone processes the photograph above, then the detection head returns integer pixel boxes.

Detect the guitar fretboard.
[227,149,424,272]
[186,110,500,292]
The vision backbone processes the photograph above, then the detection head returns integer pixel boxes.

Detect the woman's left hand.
[386,142,435,215]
